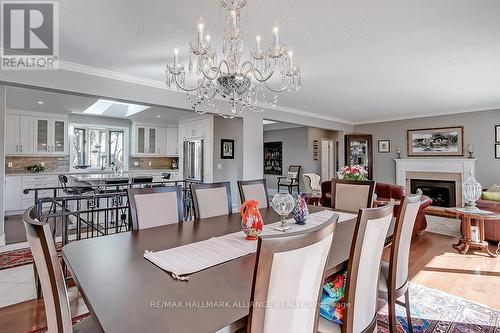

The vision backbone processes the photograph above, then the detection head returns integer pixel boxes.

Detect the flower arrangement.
[338,165,368,181]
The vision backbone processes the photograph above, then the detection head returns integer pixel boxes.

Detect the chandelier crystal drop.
[166,0,301,118]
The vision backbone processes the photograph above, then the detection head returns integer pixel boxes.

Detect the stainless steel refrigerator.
[183,139,204,182]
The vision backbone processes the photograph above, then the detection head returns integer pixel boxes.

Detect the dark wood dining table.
[62,206,389,333]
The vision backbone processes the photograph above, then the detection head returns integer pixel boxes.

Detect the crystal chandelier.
[166,0,301,118]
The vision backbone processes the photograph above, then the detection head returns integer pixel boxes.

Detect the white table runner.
[144,210,356,280]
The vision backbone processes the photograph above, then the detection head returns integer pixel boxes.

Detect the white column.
[0,85,6,246]
[242,112,263,180]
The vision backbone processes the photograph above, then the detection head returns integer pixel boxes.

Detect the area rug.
[0,243,62,270]
[27,313,90,333]
[377,282,500,332]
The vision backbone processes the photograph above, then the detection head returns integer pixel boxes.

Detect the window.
[71,126,125,169]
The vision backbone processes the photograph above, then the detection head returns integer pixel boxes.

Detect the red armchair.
[473,198,500,241]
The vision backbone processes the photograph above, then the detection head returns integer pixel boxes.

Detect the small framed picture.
[496,125,500,143]
[496,144,500,159]
[378,140,391,153]
[221,139,234,159]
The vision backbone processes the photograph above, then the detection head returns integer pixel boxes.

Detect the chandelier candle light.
[166,0,301,118]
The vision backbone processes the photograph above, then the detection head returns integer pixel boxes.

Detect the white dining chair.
[318,203,394,333]
[191,182,233,219]
[332,179,376,212]
[378,191,422,333]
[23,207,102,333]
[303,173,322,196]
[237,179,269,208]
[127,186,184,230]
[247,214,339,333]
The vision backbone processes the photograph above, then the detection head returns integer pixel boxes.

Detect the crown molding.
[58,60,355,126]
[354,105,500,125]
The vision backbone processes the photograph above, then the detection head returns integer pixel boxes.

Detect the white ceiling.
[5,86,194,123]
[29,1,500,123]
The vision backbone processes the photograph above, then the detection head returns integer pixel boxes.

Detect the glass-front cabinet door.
[148,128,156,154]
[36,119,49,153]
[53,120,66,153]
[137,127,146,154]
[344,134,373,179]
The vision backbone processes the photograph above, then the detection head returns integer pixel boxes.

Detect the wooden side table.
[445,208,499,257]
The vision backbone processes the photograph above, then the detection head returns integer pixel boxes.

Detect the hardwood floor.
[0,231,498,333]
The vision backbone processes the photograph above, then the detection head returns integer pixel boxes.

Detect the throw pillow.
[486,184,500,192]
[320,271,347,325]
[482,191,500,202]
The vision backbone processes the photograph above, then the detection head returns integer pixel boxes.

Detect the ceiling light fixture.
[37,101,44,105]
[166,0,301,118]
[156,115,161,118]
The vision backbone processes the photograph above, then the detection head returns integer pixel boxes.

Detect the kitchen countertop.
[5,169,179,177]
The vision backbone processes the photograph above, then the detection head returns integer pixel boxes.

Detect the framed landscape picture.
[378,140,390,153]
[407,126,464,157]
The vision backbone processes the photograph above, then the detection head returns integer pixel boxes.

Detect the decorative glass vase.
[271,193,295,232]
[463,172,482,209]
[292,193,309,225]
[240,200,263,240]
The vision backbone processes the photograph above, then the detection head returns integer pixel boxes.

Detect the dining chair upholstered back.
[332,179,376,212]
[127,186,184,230]
[345,204,394,333]
[191,182,232,219]
[247,214,339,333]
[303,173,321,193]
[390,191,422,290]
[23,206,73,333]
[237,179,269,208]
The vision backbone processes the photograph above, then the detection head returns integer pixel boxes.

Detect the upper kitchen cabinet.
[166,127,179,156]
[6,111,66,156]
[131,123,176,156]
[179,116,213,141]
[35,118,68,154]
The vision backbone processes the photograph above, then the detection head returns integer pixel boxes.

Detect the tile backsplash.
[5,156,70,174]
[128,156,179,170]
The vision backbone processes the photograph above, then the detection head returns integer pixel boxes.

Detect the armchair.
[277,165,301,194]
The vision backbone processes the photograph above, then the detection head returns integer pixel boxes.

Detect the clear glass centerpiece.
[271,193,295,232]
[463,172,482,210]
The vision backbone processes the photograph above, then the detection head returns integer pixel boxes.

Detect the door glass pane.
[349,140,368,170]
[88,129,107,168]
[109,131,124,168]
[72,128,86,166]
[54,121,65,152]
[137,127,145,153]
[149,128,156,154]
[37,119,48,152]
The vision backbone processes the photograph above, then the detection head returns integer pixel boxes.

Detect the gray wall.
[0,85,5,244]
[263,127,337,191]
[213,116,243,206]
[354,109,500,186]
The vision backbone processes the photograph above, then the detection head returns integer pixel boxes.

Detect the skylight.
[82,99,150,117]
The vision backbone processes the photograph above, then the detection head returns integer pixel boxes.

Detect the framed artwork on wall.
[496,125,500,143]
[496,144,500,159]
[263,142,282,175]
[407,126,464,157]
[221,139,234,159]
[378,140,390,153]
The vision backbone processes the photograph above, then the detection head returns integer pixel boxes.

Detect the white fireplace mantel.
[394,158,476,189]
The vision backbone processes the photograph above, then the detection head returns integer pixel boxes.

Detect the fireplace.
[410,179,456,207]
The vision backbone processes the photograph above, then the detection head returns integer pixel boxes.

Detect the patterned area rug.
[377,282,500,332]
[0,243,62,270]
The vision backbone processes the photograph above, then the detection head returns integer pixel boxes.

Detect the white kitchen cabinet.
[34,118,67,155]
[19,116,35,154]
[132,124,170,156]
[5,114,19,155]
[166,127,178,156]
[4,176,22,211]
[21,175,59,210]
